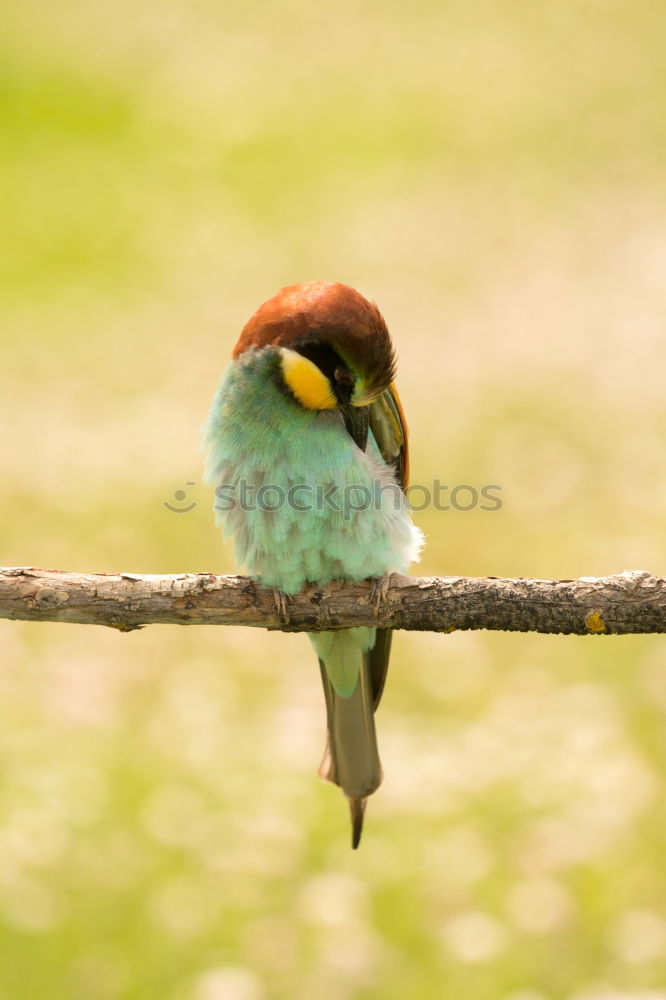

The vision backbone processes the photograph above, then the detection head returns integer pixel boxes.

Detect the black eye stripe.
[293,342,351,385]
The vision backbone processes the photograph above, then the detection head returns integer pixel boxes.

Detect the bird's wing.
[365,383,410,708]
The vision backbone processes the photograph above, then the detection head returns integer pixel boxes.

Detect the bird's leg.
[369,573,393,621]
[272,587,292,626]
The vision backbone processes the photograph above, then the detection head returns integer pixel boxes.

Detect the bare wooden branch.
[0,567,664,635]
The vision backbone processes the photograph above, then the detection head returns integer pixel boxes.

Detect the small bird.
[203,282,423,847]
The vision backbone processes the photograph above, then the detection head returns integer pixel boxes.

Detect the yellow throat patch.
[279,347,337,410]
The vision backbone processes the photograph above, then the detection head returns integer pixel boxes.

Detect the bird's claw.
[273,587,291,625]
[370,573,392,620]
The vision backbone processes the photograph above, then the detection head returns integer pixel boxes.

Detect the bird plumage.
[203,281,423,847]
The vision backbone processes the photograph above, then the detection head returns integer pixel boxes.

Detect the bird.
[203,281,423,847]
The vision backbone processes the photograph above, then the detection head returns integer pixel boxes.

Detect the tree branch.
[0,567,665,635]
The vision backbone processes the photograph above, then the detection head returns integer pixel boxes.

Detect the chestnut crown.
[233,282,396,409]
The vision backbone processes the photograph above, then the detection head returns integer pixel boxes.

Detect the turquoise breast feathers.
[203,346,422,594]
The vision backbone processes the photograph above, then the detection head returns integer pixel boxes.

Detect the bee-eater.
[203,282,423,847]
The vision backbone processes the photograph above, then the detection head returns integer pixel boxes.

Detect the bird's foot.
[272,587,292,625]
[370,573,393,621]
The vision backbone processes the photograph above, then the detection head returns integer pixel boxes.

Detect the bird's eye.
[334,366,354,387]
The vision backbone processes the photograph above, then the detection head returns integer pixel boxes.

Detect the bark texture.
[1,567,664,635]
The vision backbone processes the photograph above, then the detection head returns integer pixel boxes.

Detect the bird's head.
[232,282,396,450]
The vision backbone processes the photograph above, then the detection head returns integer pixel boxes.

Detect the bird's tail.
[310,628,383,849]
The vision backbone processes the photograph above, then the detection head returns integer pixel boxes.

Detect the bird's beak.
[340,401,369,451]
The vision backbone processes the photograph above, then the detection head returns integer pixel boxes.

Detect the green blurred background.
[2,1,666,997]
